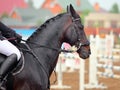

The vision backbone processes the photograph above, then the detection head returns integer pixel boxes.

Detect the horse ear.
[68,4,78,18]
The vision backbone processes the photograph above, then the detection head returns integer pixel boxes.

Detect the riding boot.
[0,54,18,90]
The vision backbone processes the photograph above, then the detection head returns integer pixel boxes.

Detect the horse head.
[62,4,91,59]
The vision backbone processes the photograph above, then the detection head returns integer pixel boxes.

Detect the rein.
[6,37,76,53]
[21,39,76,53]
[19,18,89,53]
[7,37,76,85]
[23,42,57,85]
[19,39,76,86]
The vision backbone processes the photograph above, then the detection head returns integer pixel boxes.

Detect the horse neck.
[28,28,63,49]
[26,21,65,75]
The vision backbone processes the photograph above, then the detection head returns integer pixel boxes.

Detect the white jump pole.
[57,55,63,86]
[79,58,85,90]
[85,35,107,89]
[89,35,98,85]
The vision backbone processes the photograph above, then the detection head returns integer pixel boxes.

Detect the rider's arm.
[0,21,22,42]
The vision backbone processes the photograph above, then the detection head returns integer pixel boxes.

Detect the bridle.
[72,17,90,50]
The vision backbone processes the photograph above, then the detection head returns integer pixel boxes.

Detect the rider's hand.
[14,33,22,43]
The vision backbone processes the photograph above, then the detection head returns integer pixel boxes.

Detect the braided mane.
[27,13,65,41]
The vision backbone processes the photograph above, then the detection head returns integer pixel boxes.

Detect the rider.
[0,21,22,89]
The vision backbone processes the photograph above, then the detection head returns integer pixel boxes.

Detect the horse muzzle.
[77,46,91,59]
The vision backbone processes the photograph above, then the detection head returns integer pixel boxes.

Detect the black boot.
[0,54,18,90]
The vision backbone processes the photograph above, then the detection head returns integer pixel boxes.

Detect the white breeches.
[0,40,21,61]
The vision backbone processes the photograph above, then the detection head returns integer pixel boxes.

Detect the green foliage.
[110,3,119,13]
[80,10,90,24]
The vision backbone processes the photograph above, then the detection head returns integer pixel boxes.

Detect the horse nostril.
[90,51,91,54]
[89,49,91,54]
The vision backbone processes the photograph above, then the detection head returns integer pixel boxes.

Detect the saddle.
[0,43,31,89]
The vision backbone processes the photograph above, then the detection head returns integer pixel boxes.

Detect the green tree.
[81,10,90,24]
[110,3,119,13]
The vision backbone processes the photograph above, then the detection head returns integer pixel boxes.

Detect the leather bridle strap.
[72,18,90,49]
[20,39,76,53]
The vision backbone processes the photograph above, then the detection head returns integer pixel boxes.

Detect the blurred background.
[0,0,120,39]
[0,0,120,90]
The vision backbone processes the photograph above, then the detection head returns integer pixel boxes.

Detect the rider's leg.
[0,54,17,80]
[0,40,21,60]
[0,40,21,88]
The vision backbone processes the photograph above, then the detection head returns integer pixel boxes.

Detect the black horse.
[0,5,90,90]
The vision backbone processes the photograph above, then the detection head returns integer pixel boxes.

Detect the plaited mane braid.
[27,13,65,41]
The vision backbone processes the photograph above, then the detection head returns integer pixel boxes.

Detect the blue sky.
[28,0,120,11]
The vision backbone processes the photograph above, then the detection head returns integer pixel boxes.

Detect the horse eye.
[81,25,84,29]
[79,24,84,29]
